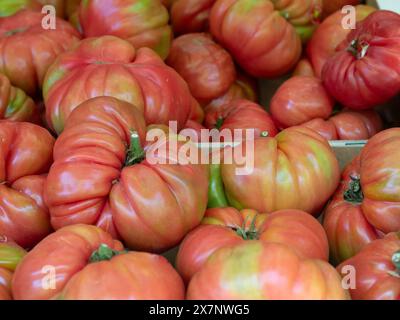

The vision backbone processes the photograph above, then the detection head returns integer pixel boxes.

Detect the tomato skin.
[78,0,172,60]
[43,36,196,135]
[302,109,383,140]
[204,99,278,138]
[270,76,334,129]
[45,96,209,252]
[0,121,54,248]
[293,58,315,77]
[167,33,236,101]
[322,11,400,110]
[307,5,376,78]
[0,10,80,96]
[210,0,302,77]
[187,241,349,300]
[171,0,216,35]
[177,207,328,283]
[337,233,400,300]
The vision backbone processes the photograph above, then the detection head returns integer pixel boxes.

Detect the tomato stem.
[347,39,370,60]
[125,131,145,167]
[215,117,224,130]
[344,175,364,204]
[89,244,125,263]
[234,215,259,240]
[392,250,400,276]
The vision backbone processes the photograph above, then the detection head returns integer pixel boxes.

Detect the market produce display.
[0,0,399,301]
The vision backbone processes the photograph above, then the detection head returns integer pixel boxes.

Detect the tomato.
[0,0,41,17]
[302,109,383,140]
[12,224,185,300]
[209,0,302,77]
[77,0,172,60]
[337,233,400,300]
[177,207,328,283]
[322,11,400,110]
[270,76,334,129]
[204,99,278,138]
[45,97,209,252]
[170,0,215,35]
[167,33,236,101]
[307,5,376,78]
[0,121,54,248]
[211,126,340,216]
[0,10,80,97]
[43,36,197,135]
[0,238,26,300]
[322,0,360,18]
[293,58,315,77]
[161,0,173,8]
[187,241,349,300]
[0,73,40,122]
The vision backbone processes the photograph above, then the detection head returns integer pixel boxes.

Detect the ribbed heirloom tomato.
[187,241,350,300]
[322,11,400,109]
[44,97,209,252]
[77,0,172,59]
[43,36,198,135]
[323,128,400,264]
[0,121,54,248]
[338,233,400,300]
[0,10,80,96]
[166,33,236,101]
[0,238,26,300]
[12,225,185,300]
[176,207,329,283]
[210,126,340,216]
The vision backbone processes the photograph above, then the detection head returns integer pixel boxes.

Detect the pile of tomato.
[0,0,399,300]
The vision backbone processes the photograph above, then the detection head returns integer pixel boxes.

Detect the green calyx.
[344,176,364,204]
[234,216,259,241]
[125,131,145,167]
[392,250,400,276]
[347,39,370,60]
[215,117,224,130]
[89,244,125,263]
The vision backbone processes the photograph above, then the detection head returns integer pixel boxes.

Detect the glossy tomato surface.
[78,0,172,59]
[322,11,400,109]
[43,36,197,134]
[0,121,54,248]
[187,241,349,300]
[45,97,209,252]
[177,207,328,282]
[0,10,80,96]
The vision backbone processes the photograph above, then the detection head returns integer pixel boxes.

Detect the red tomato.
[302,109,383,140]
[216,126,340,216]
[44,97,209,252]
[204,99,278,138]
[293,58,315,77]
[270,76,334,129]
[187,241,350,300]
[77,0,172,59]
[322,0,360,18]
[177,207,329,283]
[166,33,236,101]
[43,36,197,135]
[171,0,215,35]
[0,10,80,96]
[322,11,400,110]
[12,224,185,300]
[0,121,54,248]
[0,238,26,300]
[209,0,302,77]
[337,233,400,300]
[307,5,376,78]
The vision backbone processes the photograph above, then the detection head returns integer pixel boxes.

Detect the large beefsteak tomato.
[337,232,400,300]
[270,76,334,129]
[43,36,198,135]
[12,224,185,300]
[44,97,209,252]
[0,10,80,96]
[0,121,54,248]
[187,241,349,300]
[176,207,328,283]
[0,238,26,300]
[322,11,400,109]
[77,0,172,60]
[210,126,340,216]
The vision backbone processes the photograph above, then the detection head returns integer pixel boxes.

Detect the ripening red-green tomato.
[176,207,329,283]
[293,58,315,77]
[12,224,185,300]
[187,241,350,300]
